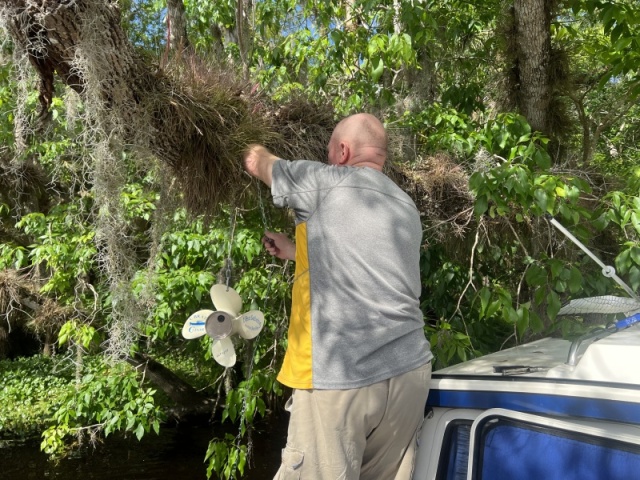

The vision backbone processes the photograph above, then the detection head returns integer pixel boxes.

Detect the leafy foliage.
[17,203,97,301]
[41,358,165,457]
[1,1,640,479]
[0,356,72,439]
[206,370,283,479]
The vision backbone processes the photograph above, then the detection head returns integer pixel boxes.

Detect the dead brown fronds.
[29,298,74,336]
[109,54,335,218]
[0,269,41,328]
[141,58,274,217]
[0,269,80,357]
[30,297,76,355]
[388,153,475,242]
[0,0,329,358]
[263,97,335,163]
[2,0,338,218]
[0,153,51,220]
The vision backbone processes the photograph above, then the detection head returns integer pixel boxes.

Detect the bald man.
[244,113,432,480]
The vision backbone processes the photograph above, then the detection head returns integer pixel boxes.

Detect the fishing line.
[233,181,276,465]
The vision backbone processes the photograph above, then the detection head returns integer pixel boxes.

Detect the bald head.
[328,113,388,170]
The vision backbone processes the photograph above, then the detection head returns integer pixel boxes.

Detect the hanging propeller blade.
[210,284,242,316]
[182,309,214,339]
[212,336,237,367]
[233,310,265,339]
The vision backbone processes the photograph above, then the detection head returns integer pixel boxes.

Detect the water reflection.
[2,414,287,479]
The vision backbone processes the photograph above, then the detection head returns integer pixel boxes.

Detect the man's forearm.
[244,144,279,187]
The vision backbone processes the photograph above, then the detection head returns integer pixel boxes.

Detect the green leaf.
[592,212,609,230]
[329,30,342,46]
[533,149,551,169]
[534,189,548,212]
[549,259,564,279]
[371,58,384,83]
[474,196,488,216]
[629,266,640,292]
[525,264,547,286]
[546,291,561,321]
[479,287,491,316]
[469,172,485,192]
[616,249,632,274]
[516,307,529,338]
[135,423,145,441]
[554,279,567,293]
[529,311,544,333]
[568,267,583,294]
[502,306,518,324]
[486,300,501,318]
[631,212,640,235]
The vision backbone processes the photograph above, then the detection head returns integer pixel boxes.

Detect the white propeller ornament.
[181,284,265,367]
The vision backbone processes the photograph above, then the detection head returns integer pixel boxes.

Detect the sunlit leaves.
[206,435,248,480]
[16,203,97,301]
[568,0,640,95]
[58,320,99,349]
[120,0,166,50]
[2,2,640,478]
[205,370,280,479]
[41,359,165,457]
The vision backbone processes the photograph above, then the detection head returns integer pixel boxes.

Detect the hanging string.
[232,180,276,467]
[224,206,238,289]
[252,177,289,359]
[255,177,271,231]
[251,179,275,362]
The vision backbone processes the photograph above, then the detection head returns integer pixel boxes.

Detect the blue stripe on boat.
[427,389,640,425]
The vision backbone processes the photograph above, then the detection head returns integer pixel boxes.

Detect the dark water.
[1,415,288,480]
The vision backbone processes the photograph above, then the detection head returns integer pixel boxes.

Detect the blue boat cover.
[476,421,640,480]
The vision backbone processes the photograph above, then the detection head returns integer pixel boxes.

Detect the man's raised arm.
[243,144,279,187]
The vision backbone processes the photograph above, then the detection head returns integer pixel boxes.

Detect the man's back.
[272,160,432,390]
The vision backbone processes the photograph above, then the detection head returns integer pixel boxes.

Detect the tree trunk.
[166,0,190,52]
[235,0,253,80]
[3,0,147,128]
[344,0,357,30]
[43,330,54,356]
[126,352,213,418]
[513,0,551,134]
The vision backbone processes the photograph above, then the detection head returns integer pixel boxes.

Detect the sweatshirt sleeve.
[271,159,352,222]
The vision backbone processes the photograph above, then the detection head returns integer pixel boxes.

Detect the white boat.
[412,314,640,480]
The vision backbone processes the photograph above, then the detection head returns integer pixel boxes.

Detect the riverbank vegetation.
[0,0,639,478]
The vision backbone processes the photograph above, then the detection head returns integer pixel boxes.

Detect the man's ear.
[339,141,350,165]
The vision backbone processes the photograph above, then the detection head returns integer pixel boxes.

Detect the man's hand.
[263,231,296,261]
[244,144,279,187]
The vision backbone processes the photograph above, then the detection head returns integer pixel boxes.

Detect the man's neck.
[349,149,386,171]
[350,160,383,171]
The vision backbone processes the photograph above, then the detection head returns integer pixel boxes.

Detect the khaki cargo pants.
[274,362,431,480]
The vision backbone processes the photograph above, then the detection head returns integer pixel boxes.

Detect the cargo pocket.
[274,445,304,480]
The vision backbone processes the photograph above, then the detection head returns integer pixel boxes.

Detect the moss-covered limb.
[0,0,334,217]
